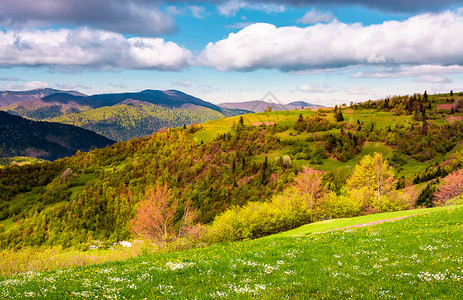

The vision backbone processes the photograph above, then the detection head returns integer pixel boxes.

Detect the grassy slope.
[1,205,461,299]
[193,104,449,177]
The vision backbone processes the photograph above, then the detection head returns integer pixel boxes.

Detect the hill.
[0,111,115,161]
[219,100,323,112]
[1,89,246,141]
[0,88,85,107]
[1,206,461,298]
[0,91,462,251]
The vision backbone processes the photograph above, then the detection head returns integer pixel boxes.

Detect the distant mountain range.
[0,89,249,141]
[218,100,323,113]
[0,111,115,161]
[0,88,85,107]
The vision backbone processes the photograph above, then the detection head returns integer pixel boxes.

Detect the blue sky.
[1,1,463,106]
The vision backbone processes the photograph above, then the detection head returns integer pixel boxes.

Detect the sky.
[1,0,463,106]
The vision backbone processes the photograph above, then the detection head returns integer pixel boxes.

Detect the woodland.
[0,91,462,252]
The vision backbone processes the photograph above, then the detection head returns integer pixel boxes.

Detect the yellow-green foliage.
[205,187,311,243]
[321,189,364,219]
[371,190,410,213]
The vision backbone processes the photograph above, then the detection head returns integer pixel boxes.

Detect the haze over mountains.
[218,100,324,113]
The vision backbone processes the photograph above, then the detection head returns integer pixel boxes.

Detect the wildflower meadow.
[1,206,462,299]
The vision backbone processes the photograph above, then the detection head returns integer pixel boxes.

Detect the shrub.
[320,189,364,219]
[371,190,410,213]
[204,187,311,243]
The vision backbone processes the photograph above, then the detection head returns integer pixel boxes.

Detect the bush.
[319,189,363,219]
[371,190,410,213]
[204,187,311,243]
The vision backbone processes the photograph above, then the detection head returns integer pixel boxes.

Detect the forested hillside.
[0,91,462,250]
[51,102,226,141]
[0,111,115,161]
[1,89,248,141]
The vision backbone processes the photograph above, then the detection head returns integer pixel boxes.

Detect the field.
[1,205,462,299]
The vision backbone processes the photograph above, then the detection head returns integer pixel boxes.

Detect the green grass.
[272,205,457,238]
[1,205,462,299]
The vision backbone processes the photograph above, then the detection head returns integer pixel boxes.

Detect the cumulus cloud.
[199,11,463,72]
[298,8,335,24]
[0,0,175,36]
[0,28,193,71]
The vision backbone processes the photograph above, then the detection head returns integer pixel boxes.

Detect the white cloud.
[0,0,175,36]
[4,81,49,91]
[298,9,335,24]
[55,83,91,90]
[199,10,463,72]
[299,84,337,93]
[414,75,452,83]
[353,65,463,79]
[226,22,256,29]
[173,80,192,87]
[166,5,207,19]
[0,28,193,71]
[217,0,285,17]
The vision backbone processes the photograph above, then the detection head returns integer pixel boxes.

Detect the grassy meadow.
[1,205,462,299]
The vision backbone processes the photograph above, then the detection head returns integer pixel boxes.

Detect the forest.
[0,92,462,250]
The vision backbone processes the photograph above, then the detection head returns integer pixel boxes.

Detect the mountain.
[1,89,247,141]
[288,101,324,109]
[0,111,115,161]
[50,102,226,141]
[0,88,85,107]
[219,100,323,113]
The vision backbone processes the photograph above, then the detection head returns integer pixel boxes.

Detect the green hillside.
[50,102,226,141]
[1,206,461,299]
[0,91,462,252]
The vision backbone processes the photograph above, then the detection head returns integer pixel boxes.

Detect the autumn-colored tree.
[434,169,463,205]
[131,182,200,247]
[131,183,177,246]
[293,167,326,208]
[347,153,397,206]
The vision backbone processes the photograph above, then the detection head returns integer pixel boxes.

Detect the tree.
[131,182,198,247]
[293,167,327,208]
[264,106,273,113]
[434,169,463,205]
[347,153,397,205]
